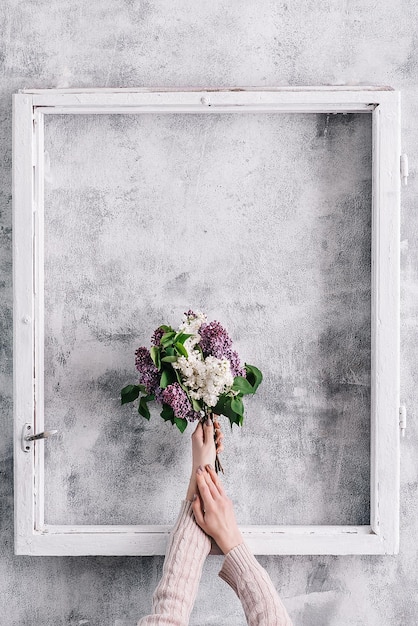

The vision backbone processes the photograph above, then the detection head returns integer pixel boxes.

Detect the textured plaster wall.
[42,111,371,528]
[1,1,417,625]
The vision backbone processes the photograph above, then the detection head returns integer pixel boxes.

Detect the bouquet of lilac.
[121,310,262,472]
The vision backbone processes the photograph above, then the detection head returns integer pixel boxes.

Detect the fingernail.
[205,417,211,426]
[205,464,213,471]
[197,465,204,475]
[192,494,197,501]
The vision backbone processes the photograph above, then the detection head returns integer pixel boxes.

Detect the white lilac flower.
[174,350,234,407]
[178,310,207,351]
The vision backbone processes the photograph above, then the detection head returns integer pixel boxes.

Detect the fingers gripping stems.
[207,413,225,474]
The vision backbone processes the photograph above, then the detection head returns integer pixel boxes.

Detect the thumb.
[192,493,205,529]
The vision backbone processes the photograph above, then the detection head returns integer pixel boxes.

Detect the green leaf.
[174,417,188,433]
[138,397,151,420]
[165,347,175,356]
[224,403,241,427]
[161,331,176,346]
[174,332,193,344]
[231,396,244,417]
[161,404,175,423]
[214,396,242,427]
[191,398,202,412]
[160,368,176,389]
[159,325,173,333]
[161,355,178,363]
[121,384,141,404]
[231,376,254,395]
[213,393,227,411]
[160,369,170,389]
[245,364,263,392]
[150,346,161,370]
[175,342,188,358]
[174,368,189,393]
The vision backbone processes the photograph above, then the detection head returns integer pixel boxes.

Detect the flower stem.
[215,454,224,474]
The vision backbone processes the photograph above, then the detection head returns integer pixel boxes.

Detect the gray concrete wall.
[1,2,416,624]
[42,110,371,529]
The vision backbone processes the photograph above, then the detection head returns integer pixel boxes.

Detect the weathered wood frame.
[13,87,401,555]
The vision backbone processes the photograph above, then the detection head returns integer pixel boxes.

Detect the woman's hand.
[192,465,243,554]
[186,419,217,501]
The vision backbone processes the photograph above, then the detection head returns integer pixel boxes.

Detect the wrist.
[216,530,244,555]
[186,474,197,502]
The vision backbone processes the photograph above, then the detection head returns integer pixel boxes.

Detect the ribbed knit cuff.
[218,542,256,593]
[218,542,294,625]
[172,499,196,531]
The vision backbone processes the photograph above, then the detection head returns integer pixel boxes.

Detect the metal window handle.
[25,430,58,441]
[21,423,58,452]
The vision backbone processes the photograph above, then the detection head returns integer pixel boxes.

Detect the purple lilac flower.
[183,309,201,325]
[162,383,200,421]
[151,326,165,346]
[199,320,232,358]
[227,349,246,378]
[199,320,246,378]
[154,386,164,403]
[134,346,159,394]
[187,411,200,422]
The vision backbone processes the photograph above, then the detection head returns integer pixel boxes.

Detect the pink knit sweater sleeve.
[137,500,211,626]
[219,543,293,626]
[137,502,293,626]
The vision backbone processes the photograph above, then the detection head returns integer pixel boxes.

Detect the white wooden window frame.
[13,87,401,556]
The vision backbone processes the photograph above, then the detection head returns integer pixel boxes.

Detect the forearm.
[219,542,293,626]
[138,500,211,626]
[186,475,198,502]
